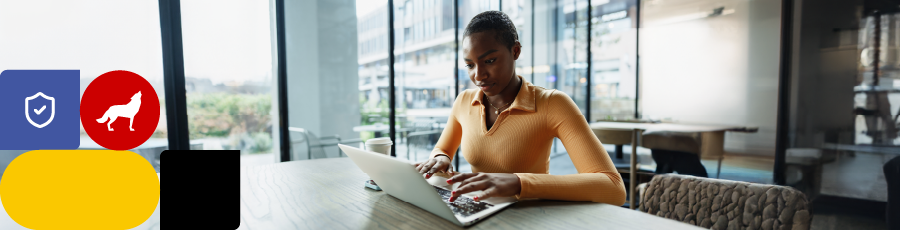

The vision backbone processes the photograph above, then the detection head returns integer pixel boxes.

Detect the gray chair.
[401,119,445,160]
[288,127,363,160]
[406,129,443,161]
[638,174,811,230]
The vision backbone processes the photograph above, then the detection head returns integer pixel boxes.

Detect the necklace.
[484,95,512,115]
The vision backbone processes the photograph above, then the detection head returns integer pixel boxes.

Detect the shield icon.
[25,92,55,128]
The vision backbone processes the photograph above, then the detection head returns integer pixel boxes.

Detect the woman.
[414,11,626,205]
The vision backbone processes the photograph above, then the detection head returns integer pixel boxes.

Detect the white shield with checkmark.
[25,92,55,128]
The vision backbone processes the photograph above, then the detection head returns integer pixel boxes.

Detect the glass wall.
[358,0,392,145]
[532,0,557,97]
[181,0,279,165]
[0,0,168,173]
[532,0,587,112]
[570,0,590,117]
[392,0,458,164]
[281,0,368,162]
[786,0,894,201]
[278,0,641,168]
[589,0,638,121]
[0,0,818,206]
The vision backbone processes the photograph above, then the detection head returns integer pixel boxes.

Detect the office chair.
[288,127,363,160]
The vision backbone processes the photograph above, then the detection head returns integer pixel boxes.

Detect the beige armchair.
[638,174,811,230]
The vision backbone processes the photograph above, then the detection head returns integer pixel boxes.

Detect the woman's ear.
[513,41,522,60]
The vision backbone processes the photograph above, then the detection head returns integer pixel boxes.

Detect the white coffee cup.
[365,137,393,156]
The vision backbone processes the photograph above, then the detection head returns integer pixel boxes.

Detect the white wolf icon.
[96,91,142,131]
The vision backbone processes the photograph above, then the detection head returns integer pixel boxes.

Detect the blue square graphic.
[0,70,80,150]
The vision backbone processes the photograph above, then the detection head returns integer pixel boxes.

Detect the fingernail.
[474,196,479,201]
[425,174,431,179]
[452,191,457,195]
[446,179,452,184]
[449,197,456,202]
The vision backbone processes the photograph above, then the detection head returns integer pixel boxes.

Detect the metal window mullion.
[586,0,591,122]
[275,0,291,161]
[531,0,535,83]
[634,0,640,119]
[453,0,460,171]
[389,0,397,157]
[773,0,794,186]
[158,0,190,151]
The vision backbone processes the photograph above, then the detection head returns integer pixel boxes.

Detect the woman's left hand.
[445,173,521,202]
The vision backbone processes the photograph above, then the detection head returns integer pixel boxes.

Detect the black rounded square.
[164,150,239,229]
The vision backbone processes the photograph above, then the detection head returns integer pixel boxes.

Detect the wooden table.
[239,158,703,230]
[590,121,756,161]
[589,121,757,209]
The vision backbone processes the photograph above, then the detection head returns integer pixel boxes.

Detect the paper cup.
[365,137,393,156]
[364,137,393,190]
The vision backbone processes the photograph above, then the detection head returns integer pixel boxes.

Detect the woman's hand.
[414,155,454,179]
[445,173,521,202]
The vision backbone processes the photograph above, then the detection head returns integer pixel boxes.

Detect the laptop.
[337,144,517,226]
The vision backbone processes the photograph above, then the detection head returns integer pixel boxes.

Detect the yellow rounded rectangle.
[0,150,160,229]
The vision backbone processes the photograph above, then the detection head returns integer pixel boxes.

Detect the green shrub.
[187,93,273,153]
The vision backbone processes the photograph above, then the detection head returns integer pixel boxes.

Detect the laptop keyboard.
[433,186,493,218]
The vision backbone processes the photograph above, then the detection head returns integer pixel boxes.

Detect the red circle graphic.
[80,70,160,150]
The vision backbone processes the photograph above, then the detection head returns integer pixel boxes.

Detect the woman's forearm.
[515,172,626,205]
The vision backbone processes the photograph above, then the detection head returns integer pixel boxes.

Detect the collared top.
[430,75,626,204]
[469,77,536,114]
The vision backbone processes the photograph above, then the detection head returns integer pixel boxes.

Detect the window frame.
[157,0,645,166]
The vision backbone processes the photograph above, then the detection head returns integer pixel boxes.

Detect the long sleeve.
[514,91,626,205]
[429,93,465,161]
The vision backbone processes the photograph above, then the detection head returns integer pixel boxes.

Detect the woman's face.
[462,31,521,96]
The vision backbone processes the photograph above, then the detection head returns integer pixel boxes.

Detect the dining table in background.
[589,121,759,209]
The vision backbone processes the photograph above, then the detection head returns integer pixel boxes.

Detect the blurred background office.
[279,0,780,182]
[285,0,645,173]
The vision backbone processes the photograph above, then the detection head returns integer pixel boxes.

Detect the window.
[180,0,279,165]
[356,0,391,147]
[277,0,389,161]
[0,0,167,173]
[589,0,637,121]
[394,0,458,168]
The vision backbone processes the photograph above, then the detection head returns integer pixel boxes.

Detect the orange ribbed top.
[429,76,626,205]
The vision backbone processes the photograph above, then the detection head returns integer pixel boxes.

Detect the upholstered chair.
[638,174,811,230]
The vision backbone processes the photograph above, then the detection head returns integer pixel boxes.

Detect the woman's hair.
[463,11,519,51]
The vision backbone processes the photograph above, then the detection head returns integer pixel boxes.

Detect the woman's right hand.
[414,155,454,179]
